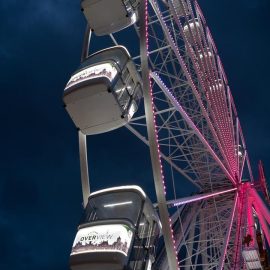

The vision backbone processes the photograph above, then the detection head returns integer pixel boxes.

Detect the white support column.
[139,1,179,269]
[78,131,90,207]
[71,24,92,208]
[81,24,91,62]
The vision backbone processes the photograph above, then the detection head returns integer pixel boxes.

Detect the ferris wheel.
[63,0,270,269]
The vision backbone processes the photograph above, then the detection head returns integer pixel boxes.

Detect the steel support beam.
[78,131,90,207]
[139,1,179,269]
[81,24,91,62]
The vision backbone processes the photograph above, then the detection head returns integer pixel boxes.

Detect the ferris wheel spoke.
[151,71,235,185]
[165,187,237,208]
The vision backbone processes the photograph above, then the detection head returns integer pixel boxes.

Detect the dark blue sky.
[0,1,270,269]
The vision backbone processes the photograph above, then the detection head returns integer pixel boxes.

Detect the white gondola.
[70,185,161,270]
[183,18,202,44]
[169,0,189,17]
[63,46,142,135]
[198,47,213,60]
[235,144,244,158]
[242,248,263,270]
[209,79,223,93]
[81,0,139,36]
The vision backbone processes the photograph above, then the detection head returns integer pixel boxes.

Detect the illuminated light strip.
[171,12,234,175]
[177,0,231,167]
[155,0,233,177]
[143,1,179,268]
[151,71,236,185]
[169,188,237,207]
[205,53,236,174]
[103,201,133,208]
[228,86,242,176]
[90,185,146,199]
[216,56,237,173]
[65,63,118,90]
[87,45,131,58]
[202,10,235,169]
[227,86,237,173]
[71,249,128,257]
[247,195,256,247]
[194,4,236,174]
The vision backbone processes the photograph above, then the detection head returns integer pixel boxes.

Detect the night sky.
[0,1,270,269]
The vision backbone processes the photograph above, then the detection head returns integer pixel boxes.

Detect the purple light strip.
[144,1,179,267]
[170,188,237,207]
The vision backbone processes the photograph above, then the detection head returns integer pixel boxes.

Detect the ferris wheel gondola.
[81,0,139,36]
[69,186,160,270]
[63,46,142,135]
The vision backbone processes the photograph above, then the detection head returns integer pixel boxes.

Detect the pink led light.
[250,188,270,226]
[145,1,179,268]
[172,187,237,207]
[247,196,255,247]
[170,0,236,178]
